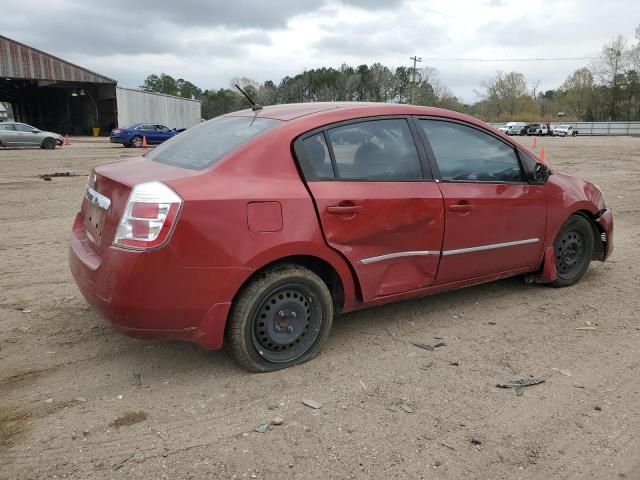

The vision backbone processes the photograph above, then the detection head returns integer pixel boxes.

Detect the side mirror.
[32,129,41,134]
[533,162,551,183]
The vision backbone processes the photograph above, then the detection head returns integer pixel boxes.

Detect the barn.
[0,35,201,136]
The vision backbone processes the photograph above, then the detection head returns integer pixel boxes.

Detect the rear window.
[147,116,283,170]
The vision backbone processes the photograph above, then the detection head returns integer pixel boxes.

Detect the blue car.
[110,123,185,148]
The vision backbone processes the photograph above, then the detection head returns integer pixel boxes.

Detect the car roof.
[225,102,492,127]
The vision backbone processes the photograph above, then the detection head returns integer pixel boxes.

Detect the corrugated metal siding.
[0,35,115,83]
[116,88,201,129]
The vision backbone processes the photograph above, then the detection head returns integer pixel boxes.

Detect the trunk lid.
[79,156,199,254]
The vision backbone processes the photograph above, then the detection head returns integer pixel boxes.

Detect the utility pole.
[409,56,422,104]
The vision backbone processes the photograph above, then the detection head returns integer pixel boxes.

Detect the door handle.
[448,203,474,212]
[327,205,362,214]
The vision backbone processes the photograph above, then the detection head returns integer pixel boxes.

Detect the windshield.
[147,115,283,170]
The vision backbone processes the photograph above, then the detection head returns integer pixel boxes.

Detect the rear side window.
[302,133,334,179]
[420,120,523,182]
[326,119,422,180]
[148,116,282,170]
[0,123,14,131]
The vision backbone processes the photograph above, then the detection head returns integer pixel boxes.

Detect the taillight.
[113,181,182,250]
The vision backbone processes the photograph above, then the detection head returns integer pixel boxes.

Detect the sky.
[1,0,638,102]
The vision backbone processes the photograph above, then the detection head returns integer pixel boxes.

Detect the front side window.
[325,119,422,180]
[420,120,523,182]
[148,115,282,170]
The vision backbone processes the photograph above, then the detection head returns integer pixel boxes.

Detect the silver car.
[0,122,64,149]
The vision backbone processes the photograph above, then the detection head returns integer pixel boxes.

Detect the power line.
[420,56,596,62]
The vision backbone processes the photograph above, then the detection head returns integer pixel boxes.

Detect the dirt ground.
[1,135,639,480]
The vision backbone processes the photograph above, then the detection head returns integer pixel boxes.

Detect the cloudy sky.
[1,0,638,102]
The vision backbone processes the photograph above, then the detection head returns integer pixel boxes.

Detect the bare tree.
[592,36,629,119]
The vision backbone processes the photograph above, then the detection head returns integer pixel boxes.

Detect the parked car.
[0,122,63,149]
[497,122,516,133]
[506,122,529,135]
[553,125,578,137]
[527,123,549,136]
[69,103,613,372]
[110,123,185,148]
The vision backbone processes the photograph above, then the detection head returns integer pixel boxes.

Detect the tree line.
[139,25,640,123]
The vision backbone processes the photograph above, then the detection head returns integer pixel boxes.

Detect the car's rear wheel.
[41,137,56,149]
[226,265,334,372]
[550,215,594,287]
[131,136,142,148]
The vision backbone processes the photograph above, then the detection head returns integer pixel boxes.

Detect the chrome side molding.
[442,238,540,256]
[360,238,540,264]
[360,250,440,264]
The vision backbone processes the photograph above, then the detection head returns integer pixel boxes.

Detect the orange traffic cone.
[141,136,148,149]
[64,134,71,146]
[531,136,537,148]
[539,146,546,162]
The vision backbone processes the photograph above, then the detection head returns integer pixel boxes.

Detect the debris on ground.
[552,368,572,377]
[132,372,142,386]
[575,326,597,330]
[40,171,81,181]
[271,416,284,426]
[113,453,135,470]
[302,399,323,410]
[496,377,545,396]
[595,406,602,411]
[411,341,446,351]
[254,421,269,433]
[449,361,460,366]
[471,437,482,445]
[399,403,415,414]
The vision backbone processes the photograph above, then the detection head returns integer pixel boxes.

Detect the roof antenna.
[234,84,262,111]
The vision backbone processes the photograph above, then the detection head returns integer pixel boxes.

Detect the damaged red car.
[69,103,613,371]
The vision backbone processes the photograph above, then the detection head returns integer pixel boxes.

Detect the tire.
[226,265,334,372]
[42,137,56,149]
[550,215,594,287]
[538,131,542,136]
[131,136,142,148]
[572,131,577,137]
[123,143,131,148]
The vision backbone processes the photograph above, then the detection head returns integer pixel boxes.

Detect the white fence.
[116,87,201,129]
[490,121,640,136]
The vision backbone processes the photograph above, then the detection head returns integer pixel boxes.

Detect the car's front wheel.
[551,215,594,287]
[41,137,56,149]
[226,265,334,372]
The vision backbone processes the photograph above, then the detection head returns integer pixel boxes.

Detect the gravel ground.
[1,135,639,480]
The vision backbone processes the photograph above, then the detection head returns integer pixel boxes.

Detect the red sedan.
[69,103,613,371]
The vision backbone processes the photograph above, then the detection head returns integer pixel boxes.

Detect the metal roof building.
[0,35,200,135]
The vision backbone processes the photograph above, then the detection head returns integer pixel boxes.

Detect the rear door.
[416,118,546,285]
[0,123,18,145]
[138,124,157,143]
[295,117,444,301]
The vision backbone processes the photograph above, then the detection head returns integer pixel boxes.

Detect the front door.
[417,119,547,285]
[296,118,445,301]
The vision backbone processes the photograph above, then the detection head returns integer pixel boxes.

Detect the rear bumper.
[68,213,250,349]
[596,209,614,260]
